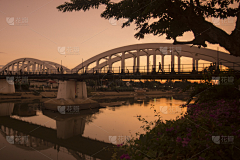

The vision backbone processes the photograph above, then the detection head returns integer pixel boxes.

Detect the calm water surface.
[0,97,187,160]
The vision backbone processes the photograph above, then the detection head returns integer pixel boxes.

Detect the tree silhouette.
[57,0,240,56]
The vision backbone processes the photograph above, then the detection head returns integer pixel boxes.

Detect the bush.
[112,99,240,160]
[111,73,240,160]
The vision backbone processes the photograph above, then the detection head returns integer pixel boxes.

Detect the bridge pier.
[76,82,87,99]
[57,80,87,99]
[0,79,15,93]
[57,80,76,99]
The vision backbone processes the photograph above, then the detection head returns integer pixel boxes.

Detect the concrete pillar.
[162,55,165,72]
[121,52,125,73]
[147,54,149,73]
[17,62,19,73]
[22,61,24,73]
[12,64,14,74]
[85,65,88,73]
[133,56,136,73]
[27,61,30,73]
[137,50,140,72]
[153,50,156,72]
[0,79,15,93]
[171,52,175,72]
[178,56,181,73]
[57,81,75,99]
[42,64,45,73]
[76,82,87,99]
[109,55,112,72]
[33,62,36,73]
[7,66,10,74]
[196,59,199,71]
[192,58,196,71]
[96,59,100,73]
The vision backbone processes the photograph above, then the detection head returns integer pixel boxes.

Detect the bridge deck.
[1,71,239,80]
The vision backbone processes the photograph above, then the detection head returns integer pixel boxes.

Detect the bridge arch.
[72,43,240,73]
[0,58,70,74]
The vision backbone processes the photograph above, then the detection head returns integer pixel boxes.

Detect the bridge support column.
[76,82,87,99]
[196,59,198,72]
[17,62,19,74]
[133,56,136,73]
[137,50,140,73]
[96,59,100,73]
[32,62,36,74]
[153,50,156,72]
[171,52,175,73]
[8,66,10,74]
[27,61,30,74]
[108,55,112,72]
[57,80,75,99]
[192,58,196,72]
[161,55,165,72]
[12,64,14,74]
[0,79,15,93]
[178,56,181,73]
[147,54,149,74]
[121,52,125,73]
[42,64,45,74]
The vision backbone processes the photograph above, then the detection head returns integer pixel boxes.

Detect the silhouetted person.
[158,62,163,72]
[209,63,213,74]
[60,66,63,74]
[57,67,59,73]
[213,62,216,71]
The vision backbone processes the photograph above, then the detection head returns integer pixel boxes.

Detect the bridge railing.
[78,63,238,74]
[1,62,239,76]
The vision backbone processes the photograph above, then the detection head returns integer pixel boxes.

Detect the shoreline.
[0,90,191,103]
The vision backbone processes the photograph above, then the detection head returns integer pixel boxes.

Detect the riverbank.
[111,82,240,160]
[0,90,191,101]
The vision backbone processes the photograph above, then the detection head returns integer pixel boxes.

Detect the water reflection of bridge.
[0,103,115,160]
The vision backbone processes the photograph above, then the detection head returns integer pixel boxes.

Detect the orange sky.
[0,0,237,69]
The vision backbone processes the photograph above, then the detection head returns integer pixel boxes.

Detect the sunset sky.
[0,0,237,70]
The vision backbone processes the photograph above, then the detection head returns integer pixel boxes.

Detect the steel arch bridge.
[72,43,240,73]
[0,58,70,74]
[1,43,240,75]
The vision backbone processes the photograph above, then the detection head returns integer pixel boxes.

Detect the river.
[0,96,187,160]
